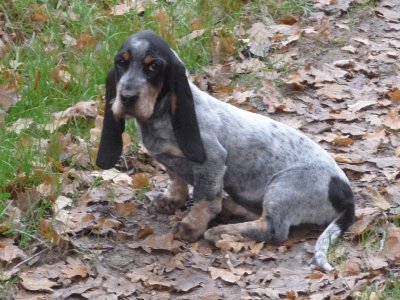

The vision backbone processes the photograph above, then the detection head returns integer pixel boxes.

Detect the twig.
[11,248,49,271]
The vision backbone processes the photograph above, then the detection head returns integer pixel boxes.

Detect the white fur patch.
[111,82,124,117]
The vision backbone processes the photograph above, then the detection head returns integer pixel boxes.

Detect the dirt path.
[12,1,400,299]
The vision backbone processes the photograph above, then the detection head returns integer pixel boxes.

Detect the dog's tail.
[314,177,355,272]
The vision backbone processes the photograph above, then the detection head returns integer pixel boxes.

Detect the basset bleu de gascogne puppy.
[96,30,355,272]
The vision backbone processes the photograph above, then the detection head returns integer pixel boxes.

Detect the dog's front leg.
[173,164,226,242]
[152,171,189,214]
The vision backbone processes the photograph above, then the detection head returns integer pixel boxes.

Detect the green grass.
[355,278,400,300]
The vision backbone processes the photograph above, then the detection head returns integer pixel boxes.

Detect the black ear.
[169,58,206,164]
[96,68,125,169]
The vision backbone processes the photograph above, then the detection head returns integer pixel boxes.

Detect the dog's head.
[96,30,206,169]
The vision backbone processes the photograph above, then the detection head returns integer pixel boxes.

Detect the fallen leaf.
[388,87,400,103]
[349,208,380,235]
[369,188,391,210]
[128,232,184,253]
[383,109,400,130]
[208,266,240,283]
[333,136,353,146]
[348,100,375,112]
[0,239,27,265]
[215,234,257,253]
[0,84,19,111]
[136,224,154,239]
[91,169,133,186]
[246,22,273,57]
[61,257,88,279]
[366,255,388,270]
[382,223,400,262]
[20,272,58,292]
[173,272,205,292]
[131,173,151,189]
[113,202,138,217]
[338,257,362,276]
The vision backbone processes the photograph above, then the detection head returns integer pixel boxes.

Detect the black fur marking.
[96,69,125,169]
[328,176,355,232]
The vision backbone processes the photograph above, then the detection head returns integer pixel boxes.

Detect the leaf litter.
[4,0,400,299]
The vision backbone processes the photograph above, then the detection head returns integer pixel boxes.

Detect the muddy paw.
[151,194,185,214]
[173,221,204,242]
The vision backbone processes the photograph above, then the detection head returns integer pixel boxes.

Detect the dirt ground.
[10,1,400,299]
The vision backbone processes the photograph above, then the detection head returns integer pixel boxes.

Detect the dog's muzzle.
[120,94,139,106]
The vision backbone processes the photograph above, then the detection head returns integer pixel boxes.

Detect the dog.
[96,30,355,272]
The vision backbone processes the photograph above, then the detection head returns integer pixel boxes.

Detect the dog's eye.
[116,58,129,68]
[148,61,160,72]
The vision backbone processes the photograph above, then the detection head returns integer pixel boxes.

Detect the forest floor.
[1,0,399,299]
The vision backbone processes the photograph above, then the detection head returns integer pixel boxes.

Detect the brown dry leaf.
[338,257,362,276]
[136,224,154,239]
[131,172,151,189]
[7,118,33,134]
[279,16,298,25]
[286,65,335,88]
[349,207,380,236]
[113,202,138,217]
[128,232,184,253]
[30,4,49,23]
[341,45,357,54]
[52,66,71,87]
[382,223,400,262]
[211,29,236,64]
[246,22,273,57]
[369,188,391,210]
[20,272,58,292]
[208,266,241,284]
[225,253,253,277]
[388,87,400,103]
[13,189,41,212]
[333,136,353,146]
[61,257,88,279]
[91,217,122,234]
[314,0,337,8]
[103,276,137,297]
[0,83,19,111]
[111,0,145,16]
[47,100,98,132]
[74,34,96,50]
[0,238,27,265]
[383,109,400,130]
[178,29,206,46]
[173,271,205,292]
[329,110,358,121]
[91,169,133,186]
[39,218,68,247]
[215,234,258,253]
[316,83,350,101]
[366,255,388,271]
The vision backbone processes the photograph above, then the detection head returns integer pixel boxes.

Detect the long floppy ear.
[169,58,206,164]
[96,68,125,169]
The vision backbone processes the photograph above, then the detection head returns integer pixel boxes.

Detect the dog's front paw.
[173,221,204,242]
[151,193,185,214]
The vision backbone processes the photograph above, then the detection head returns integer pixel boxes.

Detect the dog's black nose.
[120,94,139,106]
